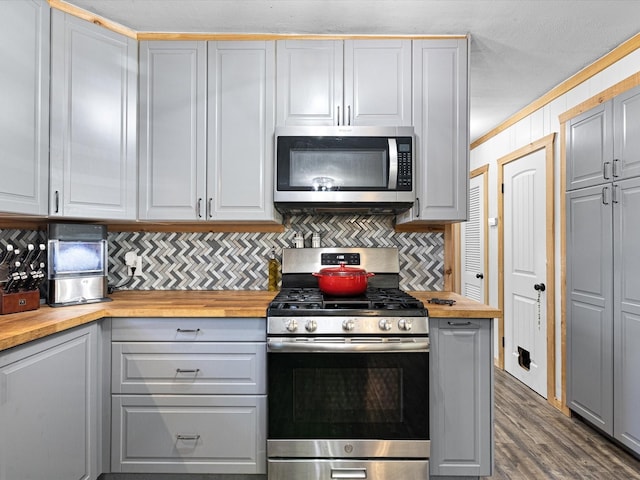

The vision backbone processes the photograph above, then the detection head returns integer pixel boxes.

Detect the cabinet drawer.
[111,394,266,474]
[112,342,266,394]
[111,317,266,342]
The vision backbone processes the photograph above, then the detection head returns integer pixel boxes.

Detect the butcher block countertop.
[0,290,500,352]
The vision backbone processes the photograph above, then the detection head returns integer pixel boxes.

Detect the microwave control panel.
[397,138,412,190]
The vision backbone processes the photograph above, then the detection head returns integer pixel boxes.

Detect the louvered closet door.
[461,174,485,302]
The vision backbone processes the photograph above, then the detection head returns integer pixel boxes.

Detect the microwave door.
[388,138,398,190]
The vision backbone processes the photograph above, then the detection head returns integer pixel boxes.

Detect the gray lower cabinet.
[429,317,493,478]
[110,317,267,474]
[50,10,137,219]
[566,176,640,455]
[0,324,99,480]
[0,0,49,215]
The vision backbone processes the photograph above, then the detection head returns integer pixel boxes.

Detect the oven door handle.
[267,338,429,353]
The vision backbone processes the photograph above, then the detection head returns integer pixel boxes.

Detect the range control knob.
[398,319,413,331]
[378,319,393,331]
[342,319,355,332]
[305,320,318,332]
[285,319,298,332]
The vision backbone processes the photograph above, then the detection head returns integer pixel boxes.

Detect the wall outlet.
[125,251,143,276]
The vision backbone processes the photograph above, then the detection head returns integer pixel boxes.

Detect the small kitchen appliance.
[267,247,430,480]
[274,125,415,214]
[47,223,110,307]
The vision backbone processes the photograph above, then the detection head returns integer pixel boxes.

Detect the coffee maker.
[47,223,110,306]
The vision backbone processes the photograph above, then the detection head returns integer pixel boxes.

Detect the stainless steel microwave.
[274,126,415,214]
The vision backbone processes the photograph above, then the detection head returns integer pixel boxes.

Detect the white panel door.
[461,174,486,302]
[503,149,547,398]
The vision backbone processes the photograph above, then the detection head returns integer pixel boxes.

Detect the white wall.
[470,48,640,401]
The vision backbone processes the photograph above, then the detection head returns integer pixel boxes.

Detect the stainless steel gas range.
[266,247,430,480]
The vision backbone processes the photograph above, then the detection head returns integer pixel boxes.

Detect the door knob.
[476,273,484,279]
[534,283,546,292]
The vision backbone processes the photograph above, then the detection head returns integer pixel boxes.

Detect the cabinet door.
[344,39,412,126]
[0,325,98,480]
[429,317,493,477]
[399,39,469,223]
[566,185,613,434]
[613,177,640,454]
[138,41,207,220]
[112,394,266,474]
[566,102,613,191]
[50,11,137,219]
[0,0,49,215]
[276,40,343,126]
[614,85,640,181]
[208,41,277,221]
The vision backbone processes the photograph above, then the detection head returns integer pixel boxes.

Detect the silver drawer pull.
[176,368,200,374]
[176,434,200,441]
[447,321,472,326]
[176,328,201,333]
[331,467,367,479]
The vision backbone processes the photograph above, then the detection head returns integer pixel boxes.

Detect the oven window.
[268,351,428,440]
[294,367,402,424]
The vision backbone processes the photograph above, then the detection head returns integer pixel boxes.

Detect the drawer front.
[111,395,266,474]
[111,317,266,342]
[112,342,266,394]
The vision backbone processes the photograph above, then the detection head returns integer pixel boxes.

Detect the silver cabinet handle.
[197,198,203,218]
[176,434,200,441]
[613,158,620,177]
[176,328,201,333]
[612,184,619,204]
[414,197,420,217]
[337,105,341,125]
[603,161,611,180]
[602,186,610,205]
[347,105,351,125]
[447,321,472,326]
[55,190,60,213]
[208,197,213,218]
[331,467,367,479]
[176,368,200,374]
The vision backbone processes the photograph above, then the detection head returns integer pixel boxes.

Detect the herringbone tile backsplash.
[1,215,443,292]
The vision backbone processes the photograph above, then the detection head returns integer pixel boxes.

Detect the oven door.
[267,336,429,459]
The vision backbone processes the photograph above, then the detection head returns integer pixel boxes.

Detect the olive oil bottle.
[268,248,280,291]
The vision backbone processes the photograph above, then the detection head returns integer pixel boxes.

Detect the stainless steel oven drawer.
[268,459,429,480]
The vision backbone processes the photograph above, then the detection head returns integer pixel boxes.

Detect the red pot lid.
[315,263,370,277]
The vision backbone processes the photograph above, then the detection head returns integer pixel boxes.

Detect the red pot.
[312,263,375,296]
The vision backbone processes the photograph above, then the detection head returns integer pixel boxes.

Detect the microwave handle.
[388,138,398,190]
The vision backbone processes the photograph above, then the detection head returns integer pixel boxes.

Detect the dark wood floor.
[489,367,640,479]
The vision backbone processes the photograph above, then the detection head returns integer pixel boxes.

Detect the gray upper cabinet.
[276,39,411,126]
[139,41,277,221]
[50,11,137,219]
[567,84,640,191]
[613,85,640,182]
[0,0,49,215]
[396,38,469,223]
[430,317,493,477]
[207,41,277,221]
[0,324,99,480]
[138,41,207,220]
[566,102,613,191]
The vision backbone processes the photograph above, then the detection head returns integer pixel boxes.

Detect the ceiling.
[62,0,640,143]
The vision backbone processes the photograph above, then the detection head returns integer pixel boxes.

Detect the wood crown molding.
[471,31,640,150]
